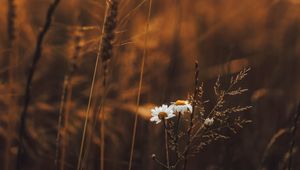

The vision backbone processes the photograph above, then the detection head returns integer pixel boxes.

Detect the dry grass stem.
[128,0,152,169]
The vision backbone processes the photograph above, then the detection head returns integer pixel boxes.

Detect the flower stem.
[163,119,170,169]
[174,113,181,160]
[152,154,169,169]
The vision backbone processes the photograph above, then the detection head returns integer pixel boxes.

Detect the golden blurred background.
[0,0,300,169]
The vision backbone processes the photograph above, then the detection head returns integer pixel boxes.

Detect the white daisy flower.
[150,104,175,124]
[170,100,193,114]
[204,118,214,126]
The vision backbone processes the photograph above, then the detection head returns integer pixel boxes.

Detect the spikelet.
[99,0,118,63]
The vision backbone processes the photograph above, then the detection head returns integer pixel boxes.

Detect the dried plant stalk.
[16,0,61,169]
[128,0,153,170]
[55,29,81,170]
[99,2,118,169]
[183,61,199,170]
[76,1,118,170]
[151,68,251,170]
[5,1,17,170]
[55,76,68,170]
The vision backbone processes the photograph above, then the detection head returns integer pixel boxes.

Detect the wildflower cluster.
[150,100,193,124]
[150,66,252,170]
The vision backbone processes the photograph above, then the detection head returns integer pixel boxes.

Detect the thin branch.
[152,154,169,169]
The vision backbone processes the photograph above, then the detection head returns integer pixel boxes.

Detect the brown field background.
[0,0,300,169]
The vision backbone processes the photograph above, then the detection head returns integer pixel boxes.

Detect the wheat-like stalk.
[76,1,118,169]
[55,28,82,170]
[99,1,118,170]
[5,1,17,170]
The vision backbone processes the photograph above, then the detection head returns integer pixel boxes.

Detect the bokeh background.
[0,0,300,169]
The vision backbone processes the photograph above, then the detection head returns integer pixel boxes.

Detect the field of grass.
[0,0,300,169]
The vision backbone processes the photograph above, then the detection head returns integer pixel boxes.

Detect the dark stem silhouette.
[16,0,61,169]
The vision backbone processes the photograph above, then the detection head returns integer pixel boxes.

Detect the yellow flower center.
[175,100,188,105]
[158,112,168,119]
